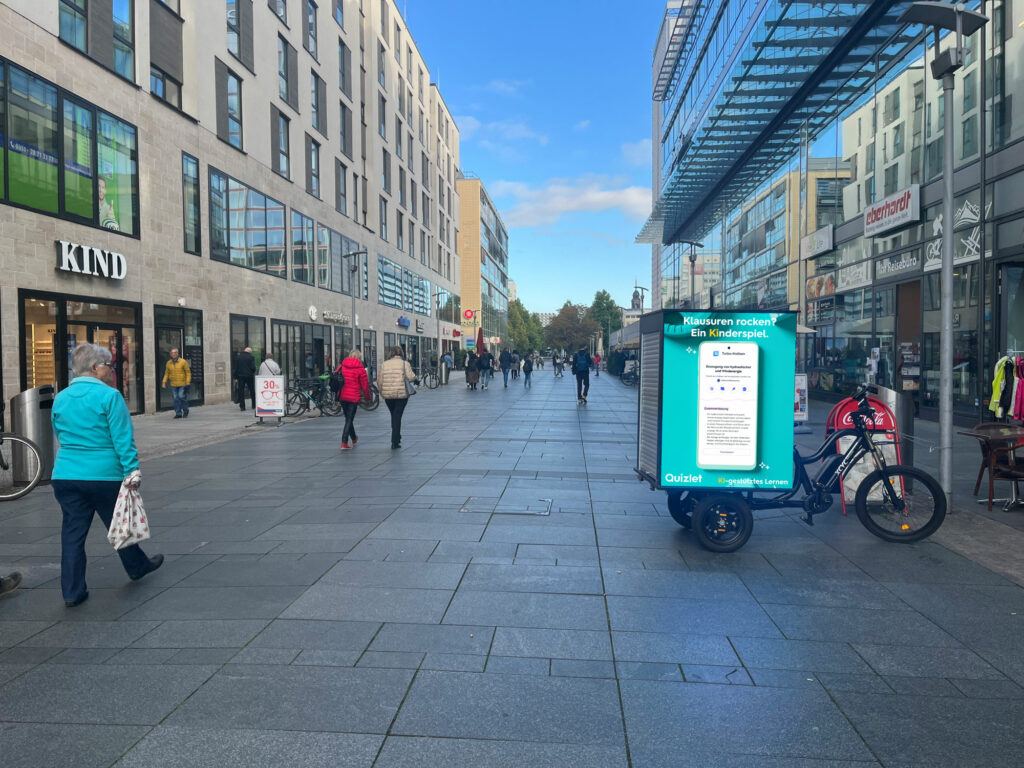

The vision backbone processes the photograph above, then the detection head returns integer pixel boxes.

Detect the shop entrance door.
[156,326,184,412]
[65,324,138,410]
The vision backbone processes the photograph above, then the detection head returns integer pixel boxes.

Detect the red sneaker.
[340,442,353,450]
[351,436,358,445]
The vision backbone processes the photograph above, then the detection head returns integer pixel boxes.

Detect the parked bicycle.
[359,382,381,411]
[285,375,343,417]
[666,385,945,552]
[620,366,639,386]
[0,403,44,501]
[418,366,439,389]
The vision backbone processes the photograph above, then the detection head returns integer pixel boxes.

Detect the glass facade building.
[643,0,1024,421]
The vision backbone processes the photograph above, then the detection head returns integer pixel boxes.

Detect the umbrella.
[476,326,485,353]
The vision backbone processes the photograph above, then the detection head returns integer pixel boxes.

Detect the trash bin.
[10,385,56,482]
[439,362,450,385]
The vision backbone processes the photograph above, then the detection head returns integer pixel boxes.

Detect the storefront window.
[62,98,93,220]
[96,112,138,234]
[230,314,266,387]
[378,255,403,308]
[291,210,314,284]
[7,66,59,214]
[155,306,204,411]
[209,168,285,276]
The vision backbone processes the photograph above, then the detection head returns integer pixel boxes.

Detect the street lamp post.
[677,239,704,309]
[432,289,446,375]
[634,284,648,314]
[899,2,988,510]
[342,250,367,351]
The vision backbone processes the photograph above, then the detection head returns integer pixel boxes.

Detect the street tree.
[544,301,599,352]
[586,290,622,349]
[507,299,531,351]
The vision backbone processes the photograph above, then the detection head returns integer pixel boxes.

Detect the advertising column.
[660,311,797,490]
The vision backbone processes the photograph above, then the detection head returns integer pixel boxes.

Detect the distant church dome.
[631,289,642,310]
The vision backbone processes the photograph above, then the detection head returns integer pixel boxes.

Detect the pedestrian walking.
[258,352,281,376]
[594,353,601,378]
[0,571,22,598]
[442,350,454,383]
[161,348,191,418]
[465,351,480,390]
[523,355,533,387]
[511,350,520,380]
[234,346,257,411]
[573,345,593,404]
[51,344,163,608]
[337,349,370,450]
[478,349,495,390]
[378,346,417,449]
[499,348,512,387]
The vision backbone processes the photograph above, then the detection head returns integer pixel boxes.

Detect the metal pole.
[689,246,696,308]
[940,72,955,510]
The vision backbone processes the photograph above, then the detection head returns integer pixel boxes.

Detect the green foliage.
[607,350,626,376]
[586,290,622,350]
[545,301,599,352]
[453,348,467,369]
[506,298,546,354]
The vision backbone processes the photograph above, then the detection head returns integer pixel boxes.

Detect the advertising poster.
[255,375,285,417]
[661,310,796,490]
[794,373,808,422]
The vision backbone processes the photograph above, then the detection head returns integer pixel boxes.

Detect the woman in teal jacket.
[51,343,162,607]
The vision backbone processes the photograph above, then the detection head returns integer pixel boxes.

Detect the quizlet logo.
[664,472,702,483]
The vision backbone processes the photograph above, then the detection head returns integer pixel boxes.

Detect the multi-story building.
[641,0,1024,421]
[456,176,508,350]
[0,0,461,414]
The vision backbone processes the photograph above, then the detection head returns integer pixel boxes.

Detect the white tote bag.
[107,474,151,550]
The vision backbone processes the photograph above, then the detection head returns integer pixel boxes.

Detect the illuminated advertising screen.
[660,310,796,490]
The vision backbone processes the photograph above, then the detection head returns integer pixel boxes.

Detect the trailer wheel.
[666,490,695,529]
[692,493,753,553]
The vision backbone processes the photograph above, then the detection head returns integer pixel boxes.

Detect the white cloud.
[621,138,653,167]
[484,79,529,96]
[491,176,652,228]
[574,120,591,131]
[454,117,548,152]
[455,115,481,140]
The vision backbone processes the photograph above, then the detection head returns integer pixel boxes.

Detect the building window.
[379,196,388,240]
[305,0,318,57]
[307,135,321,197]
[270,0,286,23]
[1,64,140,235]
[291,210,315,284]
[864,176,875,206]
[411,181,418,218]
[336,159,348,214]
[378,42,386,87]
[379,94,387,138]
[311,71,325,134]
[150,66,181,108]
[396,118,403,159]
[394,23,402,61]
[59,0,87,52]
[333,0,343,26]
[182,153,200,254]
[398,168,407,207]
[397,211,405,251]
[963,115,978,159]
[379,0,388,36]
[227,0,240,57]
[113,0,135,80]
[273,109,290,177]
[378,255,402,308]
[420,230,426,264]
[209,168,286,276]
[382,149,391,193]
[892,124,904,158]
[226,70,243,148]
[883,164,899,197]
[278,37,289,102]
[339,101,353,158]
[338,40,351,97]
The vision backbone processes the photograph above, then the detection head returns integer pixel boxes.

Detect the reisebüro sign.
[863,185,920,237]
[55,240,127,280]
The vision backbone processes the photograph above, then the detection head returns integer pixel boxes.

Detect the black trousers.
[576,371,590,399]
[341,401,359,443]
[236,376,256,409]
[384,397,408,447]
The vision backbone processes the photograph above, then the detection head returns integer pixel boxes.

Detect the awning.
[639,1,927,246]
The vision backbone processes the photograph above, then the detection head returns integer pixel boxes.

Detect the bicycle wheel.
[0,433,44,502]
[666,490,695,529]
[320,395,343,416]
[691,493,753,553]
[359,385,380,411]
[284,388,308,417]
[423,371,439,389]
[854,464,946,543]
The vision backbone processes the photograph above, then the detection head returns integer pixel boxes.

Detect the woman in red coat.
[337,349,371,450]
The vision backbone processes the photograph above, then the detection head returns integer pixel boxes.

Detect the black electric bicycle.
[666,385,946,553]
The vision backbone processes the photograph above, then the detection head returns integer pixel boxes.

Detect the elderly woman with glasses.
[51,343,163,607]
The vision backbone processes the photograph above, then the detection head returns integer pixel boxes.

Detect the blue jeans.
[502,367,510,385]
[524,371,532,387]
[52,479,151,602]
[481,368,492,388]
[170,385,189,415]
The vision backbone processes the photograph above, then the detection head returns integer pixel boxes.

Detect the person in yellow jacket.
[161,348,192,418]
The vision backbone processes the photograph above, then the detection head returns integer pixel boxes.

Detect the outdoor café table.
[958,424,1024,511]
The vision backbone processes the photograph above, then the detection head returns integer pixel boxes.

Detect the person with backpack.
[336,349,370,451]
[499,348,512,387]
[573,345,593,404]
[522,354,534,388]
[593,353,601,378]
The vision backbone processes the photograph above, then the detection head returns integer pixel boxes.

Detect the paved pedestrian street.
[1,373,1023,767]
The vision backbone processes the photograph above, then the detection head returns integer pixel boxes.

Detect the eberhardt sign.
[863,185,920,237]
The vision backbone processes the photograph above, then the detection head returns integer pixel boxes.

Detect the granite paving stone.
[368,622,493,654]
[443,590,608,630]
[608,595,782,637]
[491,626,612,660]
[317,560,467,590]
[0,723,149,768]
[120,587,306,621]
[281,584,453,623]
[130,620,270,648]
[459,563,603,594]
[373,736,629,768]
[731,636,874,674]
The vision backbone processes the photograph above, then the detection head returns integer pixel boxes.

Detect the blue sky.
[404,0,668,313]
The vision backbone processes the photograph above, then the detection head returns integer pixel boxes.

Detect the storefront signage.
[795,373,809,423]
[863,184,920,237]
[805,272,835,299]
[307,305,319,321]
[800,225,834,259]
[55,240,127,280]
[415,320,424,333]
[396,316,411,328]
[659,310,797,491]
[321,310,350,324]
[837,260,872,291]
[874,250,921,281]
